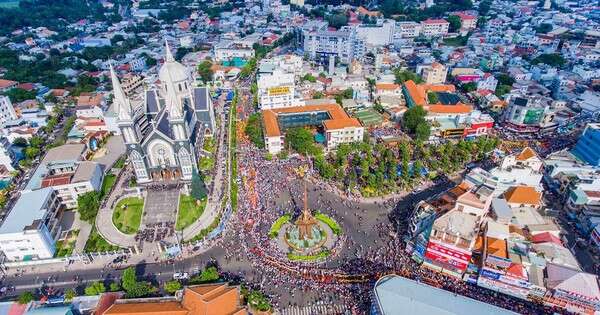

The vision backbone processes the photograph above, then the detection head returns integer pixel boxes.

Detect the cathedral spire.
[165,39,174,63]
[110,63,132,120]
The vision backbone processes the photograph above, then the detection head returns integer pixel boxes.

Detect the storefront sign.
[268,86,291,96]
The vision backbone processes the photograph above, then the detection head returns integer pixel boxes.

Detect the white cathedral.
[111,41,215,183]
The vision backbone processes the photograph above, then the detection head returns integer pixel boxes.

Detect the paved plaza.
[142,189,179,227]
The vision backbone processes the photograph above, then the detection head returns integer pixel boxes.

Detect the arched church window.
[179,83,182,92]
[178,148,193,177]
[130,151,147,178]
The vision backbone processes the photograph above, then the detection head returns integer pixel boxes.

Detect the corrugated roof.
[374,275,517,315]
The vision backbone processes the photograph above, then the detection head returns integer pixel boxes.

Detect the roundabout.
[269,184,341,263]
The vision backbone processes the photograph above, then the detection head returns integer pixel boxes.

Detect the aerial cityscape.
[0,0,598,314]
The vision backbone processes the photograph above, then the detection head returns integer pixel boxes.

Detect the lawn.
[176,194,206,231]
[54,240,75,257]
[315,212,342,235]
[199,156,215,171]
[112,197,144,234]
[203,137,215,153]
[101,174,116,198]
[84,225,121,253]
[268,214,291,238]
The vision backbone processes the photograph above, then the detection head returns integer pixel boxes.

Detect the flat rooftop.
[0,187,53,234]
[374,275,517,315]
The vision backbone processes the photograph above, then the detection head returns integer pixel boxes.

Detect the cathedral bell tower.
[111,64,137,145]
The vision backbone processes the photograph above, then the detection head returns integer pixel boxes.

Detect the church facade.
[112,42,215,183]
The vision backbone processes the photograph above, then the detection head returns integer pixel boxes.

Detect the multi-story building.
[213,41,255,62]
[257,67,297,110]
[454,12,477,30]
[572,123,600,167]
[394,21,422,38]
[262,102,364,154]
[24,144,102,209]
[502,93,558,134]
[0,137,16,172]
[420,19,449,37]
[301,21,365,64]
[421,62,448,85]
[356,20,395,46]
[0,188,62,261]
[0,96,17,127]
[121,74,145,97]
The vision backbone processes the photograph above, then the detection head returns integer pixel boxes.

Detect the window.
[178,148,193,177]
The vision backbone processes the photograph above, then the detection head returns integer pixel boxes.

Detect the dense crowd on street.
[197,95,574,314]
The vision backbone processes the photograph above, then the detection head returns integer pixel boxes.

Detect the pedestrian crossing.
[278,303,348,315]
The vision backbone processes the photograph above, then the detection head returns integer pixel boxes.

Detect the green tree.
[535,23,552,34]
[197,60,214,83]
[12,137,27,146]
[77,191,101,223]
[244,113,265,149]
[302,74,316,83]
[164,280,182,294]
[531,53,566,67]
[24,147,40,160]
[64,288,76,302]
[85,281,106,296]
[285,127,317,156]
[447,15,462,32]
[2,88,36,103]
[312,91,324,99]
[121,267,137,292]
[190,266,220,284]
[427,92,439,104]
[415,122,431,142]
[125,282,154,298]
[402,106,428,133]
[394,69,423,84]
[461,82,477,93]
[109,282,121,292]
[190,169,207,202]
[327,13,348,29]
[18,292,34,304]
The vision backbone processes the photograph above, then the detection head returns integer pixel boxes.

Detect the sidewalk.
[95,166,137,248]
[182,100,229,241]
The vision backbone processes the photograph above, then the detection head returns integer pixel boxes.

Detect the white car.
[172,272,189,280]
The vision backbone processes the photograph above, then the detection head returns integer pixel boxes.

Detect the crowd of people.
[135,222,175,243]
[189,91,569,314]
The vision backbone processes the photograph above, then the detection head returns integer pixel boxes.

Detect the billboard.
[268,86,291,96]
[424,241,471,271]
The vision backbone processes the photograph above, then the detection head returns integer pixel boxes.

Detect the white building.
[0,96,17,127]
[257,66,298,110]
[0,138,16,172]
[421,62,448,85]
[0,188,62,261]
[24,144,102,209]
[420,19,449,37]
[394,22,422,38]
[465,147,544,196]
[356,20,395,46]
[213,40,255,62]
[302,21,365,64]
